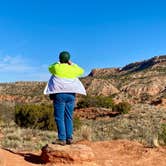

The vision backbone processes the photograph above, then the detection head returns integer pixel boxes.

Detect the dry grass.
[152,135,160,147]
[0,121,94,151]
[0,121,56,151]
[74,125,93,141]
[1,103,165,151]
[80,125,92,141]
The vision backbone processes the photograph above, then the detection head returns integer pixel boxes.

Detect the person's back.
[44,51,86,95]
[49,62,84,79]
[44,51,86,145]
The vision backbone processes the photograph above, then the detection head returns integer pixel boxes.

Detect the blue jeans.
[52,93,75,141]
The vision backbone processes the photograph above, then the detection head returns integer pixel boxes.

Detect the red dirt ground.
[0,140,166,166]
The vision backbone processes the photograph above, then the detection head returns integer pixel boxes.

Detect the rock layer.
[41,144,96,165]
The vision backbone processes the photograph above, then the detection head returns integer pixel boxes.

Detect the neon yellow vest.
[49,63,84,78]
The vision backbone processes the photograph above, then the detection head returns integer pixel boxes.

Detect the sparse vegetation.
[0,121,56,151]
[77,95,114,109]
[14,104,83,131]
[0,103,15,123]
[15,104,56,130]
[0,104,166,151]
[159,123,166,145]
[140,93,151,102]
[79,125,92,140]
[0,56,166,152]
[73,117,82,130]
[0,119,83,151]
[112,102,131,114]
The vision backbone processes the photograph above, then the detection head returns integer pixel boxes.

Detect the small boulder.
[41,144,96,165]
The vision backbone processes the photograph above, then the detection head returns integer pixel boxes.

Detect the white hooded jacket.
[44,75,86,95]
[44,62,86,95]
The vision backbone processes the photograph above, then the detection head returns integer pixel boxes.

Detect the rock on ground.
[41,143,96,166]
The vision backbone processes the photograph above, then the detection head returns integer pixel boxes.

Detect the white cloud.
[0,55,50,82]
[0,55,34,72]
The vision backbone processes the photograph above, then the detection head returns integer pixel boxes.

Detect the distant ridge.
[121,55,166,72]
[0,55,166,105]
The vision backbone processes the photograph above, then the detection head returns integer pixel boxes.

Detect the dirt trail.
[0,148,42,166]
[81,140,166,166]
[0,140,166,166]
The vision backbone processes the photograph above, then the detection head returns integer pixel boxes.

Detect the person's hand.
[68,60,73,65]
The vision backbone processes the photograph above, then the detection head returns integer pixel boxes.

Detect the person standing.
[44,51,86,145]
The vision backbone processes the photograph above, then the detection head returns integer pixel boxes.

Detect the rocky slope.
[0,82,49,104]
[83,55,166,104]
[0,55,165,104]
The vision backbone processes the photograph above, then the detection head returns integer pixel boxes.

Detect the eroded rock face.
[88,68,120,77]
[121,77,166,97]
[86,78,119,96]
[41,144,96,166]
[0,55,166,105]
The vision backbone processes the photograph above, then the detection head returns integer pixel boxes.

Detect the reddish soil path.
[1,140,166,166]
[81,140,166,166]
[0,148,43,166]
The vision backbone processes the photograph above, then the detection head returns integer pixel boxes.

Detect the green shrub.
[73,117,82,130]
[77,96,114,109]
[0,103,15,123]
[159,123,166,144]
[15,104,82,131]
[112,102,131,114]
[15,104,56,130]
[140,93,151,102]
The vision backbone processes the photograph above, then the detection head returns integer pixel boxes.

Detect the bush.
[140,93,151,102]
[77,96,114,109]
[112,102,131,114]
[0,103,15,123]
[159,123,166,144]
[15,104,56,130]
[15,104,82,131]
[73,117,82,130]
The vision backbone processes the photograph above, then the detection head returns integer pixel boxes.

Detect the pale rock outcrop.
[121,77,166,97]
[41,144,97,166]
[89,68,120,77]
[86,78,119,96]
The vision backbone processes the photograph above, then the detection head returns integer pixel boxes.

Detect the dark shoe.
[66,139,73,145]
[52,140,66,146]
